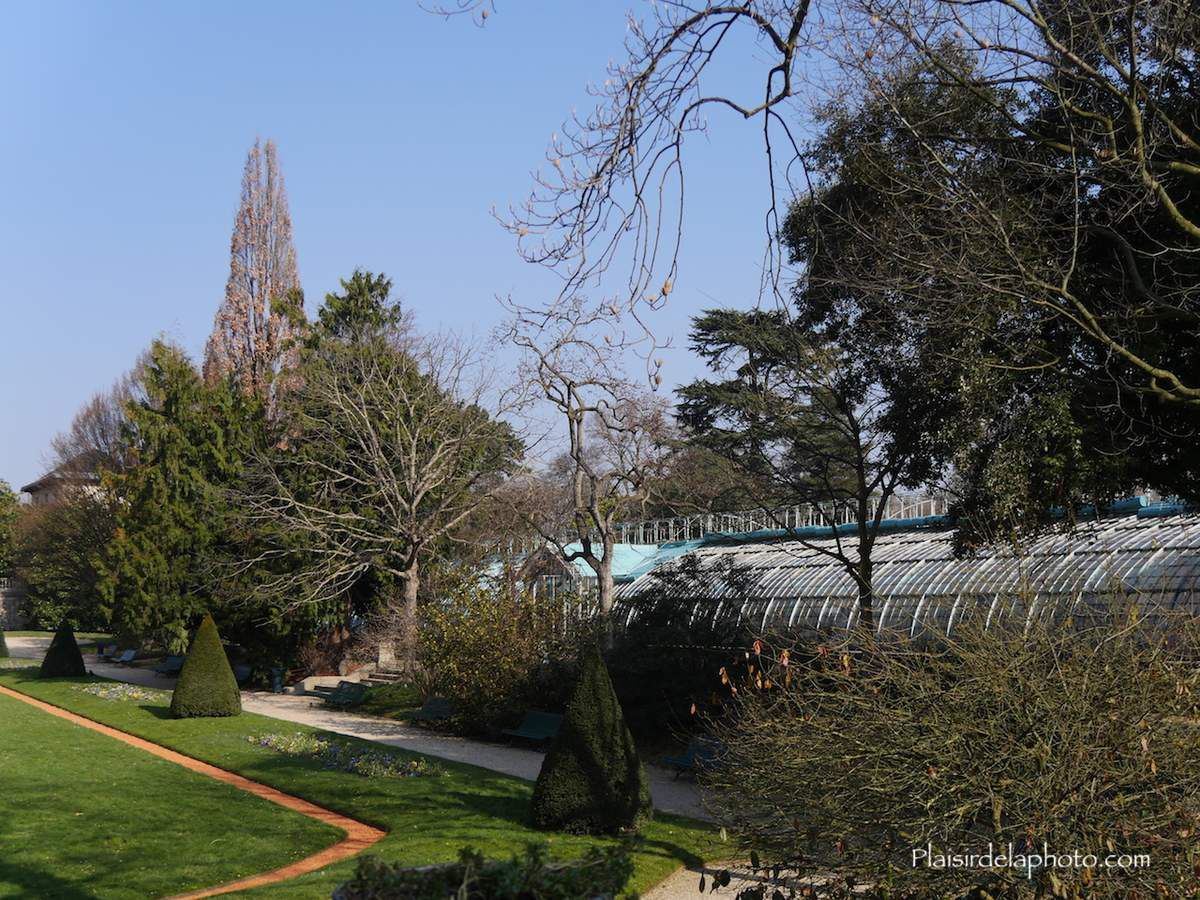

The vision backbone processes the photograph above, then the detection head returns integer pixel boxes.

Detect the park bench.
[322,680,369,709]
[154,655,185,676]
[407,696,453,722]
[660,736,723,780]
[501,710,563,745]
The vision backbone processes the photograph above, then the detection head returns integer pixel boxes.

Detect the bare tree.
[500,1,819,367]
[203,138,302,403]
[235,330,522,667]
[50,357,146,478]
[504,295,673,622]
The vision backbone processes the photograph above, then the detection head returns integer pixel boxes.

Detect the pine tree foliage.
[170,612,242,718]
[99,341,263,649]
[530,643,652,834]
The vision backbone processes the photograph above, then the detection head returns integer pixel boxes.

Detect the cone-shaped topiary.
[39,624,86,678]
[530,642,652,834]
[170,613,242,718]
[0,626,9,658]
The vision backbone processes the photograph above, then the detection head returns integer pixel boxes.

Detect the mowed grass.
[0,669,724,899]
[0,689,338,900]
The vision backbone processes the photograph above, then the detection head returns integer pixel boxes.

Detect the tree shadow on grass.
[0,863,97,900]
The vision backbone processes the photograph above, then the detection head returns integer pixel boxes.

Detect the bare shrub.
[704,604,1200,897]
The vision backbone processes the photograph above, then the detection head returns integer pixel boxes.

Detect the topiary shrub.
[39,624,86,678]
[530,642,652,834]
[0,627,9,659]
[170,612,241,718]
[332,843,633,900]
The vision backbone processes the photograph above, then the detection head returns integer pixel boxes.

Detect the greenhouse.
[614,497,1200,635]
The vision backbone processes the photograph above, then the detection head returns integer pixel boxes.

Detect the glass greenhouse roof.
[615,503,1200,634]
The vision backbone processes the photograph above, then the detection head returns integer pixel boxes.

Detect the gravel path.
[8,639,710,820]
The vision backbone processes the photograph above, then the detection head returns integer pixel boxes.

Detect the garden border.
[0,683,387,899]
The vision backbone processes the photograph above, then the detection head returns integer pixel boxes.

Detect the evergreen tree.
[170,612,241,718]
[530,643,651,833]
[0,627,9,659]
[98,341,263,649]
[39,624,86,678]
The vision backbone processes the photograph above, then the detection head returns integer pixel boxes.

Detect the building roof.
[616,498,1200,635]
[20,454,103,495]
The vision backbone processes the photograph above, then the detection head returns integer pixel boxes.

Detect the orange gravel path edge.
[0,683,387,899]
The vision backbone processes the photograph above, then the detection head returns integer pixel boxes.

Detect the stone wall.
[0,579,28,630]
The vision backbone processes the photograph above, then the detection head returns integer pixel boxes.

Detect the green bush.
[39,624,86,678]
[0,627,8,659]
[169,613,241,718]
[419,581,588,735]
[704,607,1200,898]
[530,643,652,834]
[331,842,633,900]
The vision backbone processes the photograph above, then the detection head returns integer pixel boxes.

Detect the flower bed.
[74,683,169,703]
[249,732,443,779]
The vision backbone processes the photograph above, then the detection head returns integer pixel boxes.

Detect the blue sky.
[1,1,789,490]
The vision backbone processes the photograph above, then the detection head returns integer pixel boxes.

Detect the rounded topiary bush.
[530,642,652,834]
[170,613,242,718]
[39,624,86,678]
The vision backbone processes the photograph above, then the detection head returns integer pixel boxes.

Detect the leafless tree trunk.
[504,295,672,637]
[203,138,302,407]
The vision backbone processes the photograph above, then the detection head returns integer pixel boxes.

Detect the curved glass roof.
[615,507,1200,634]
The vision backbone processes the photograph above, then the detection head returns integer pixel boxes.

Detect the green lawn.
[353,682,424,720]
[0,669,723,898]
[0,689,337,899]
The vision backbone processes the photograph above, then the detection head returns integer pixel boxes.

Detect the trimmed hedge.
[170,613,241,718]
[39,625,86,678]
[332,843,633,900]
[530,642,652,834]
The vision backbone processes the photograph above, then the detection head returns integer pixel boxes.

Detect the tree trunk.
[399,561,420,673]
[855,556,874,632]
[596,537,615,648]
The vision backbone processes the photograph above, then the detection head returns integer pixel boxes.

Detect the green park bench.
[408,696,453,722]
[322,680,369,709]
[154,655,184,676]
[660,736,723,780]
[501,710,563,745]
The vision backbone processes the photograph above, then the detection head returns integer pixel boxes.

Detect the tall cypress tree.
[202,138,302,401]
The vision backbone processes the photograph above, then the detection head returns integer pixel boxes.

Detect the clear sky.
[1,1,788,491]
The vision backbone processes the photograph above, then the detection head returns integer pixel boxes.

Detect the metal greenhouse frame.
[615,503,1200,635]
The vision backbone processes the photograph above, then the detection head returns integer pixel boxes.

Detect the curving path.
[0,683,386,899]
